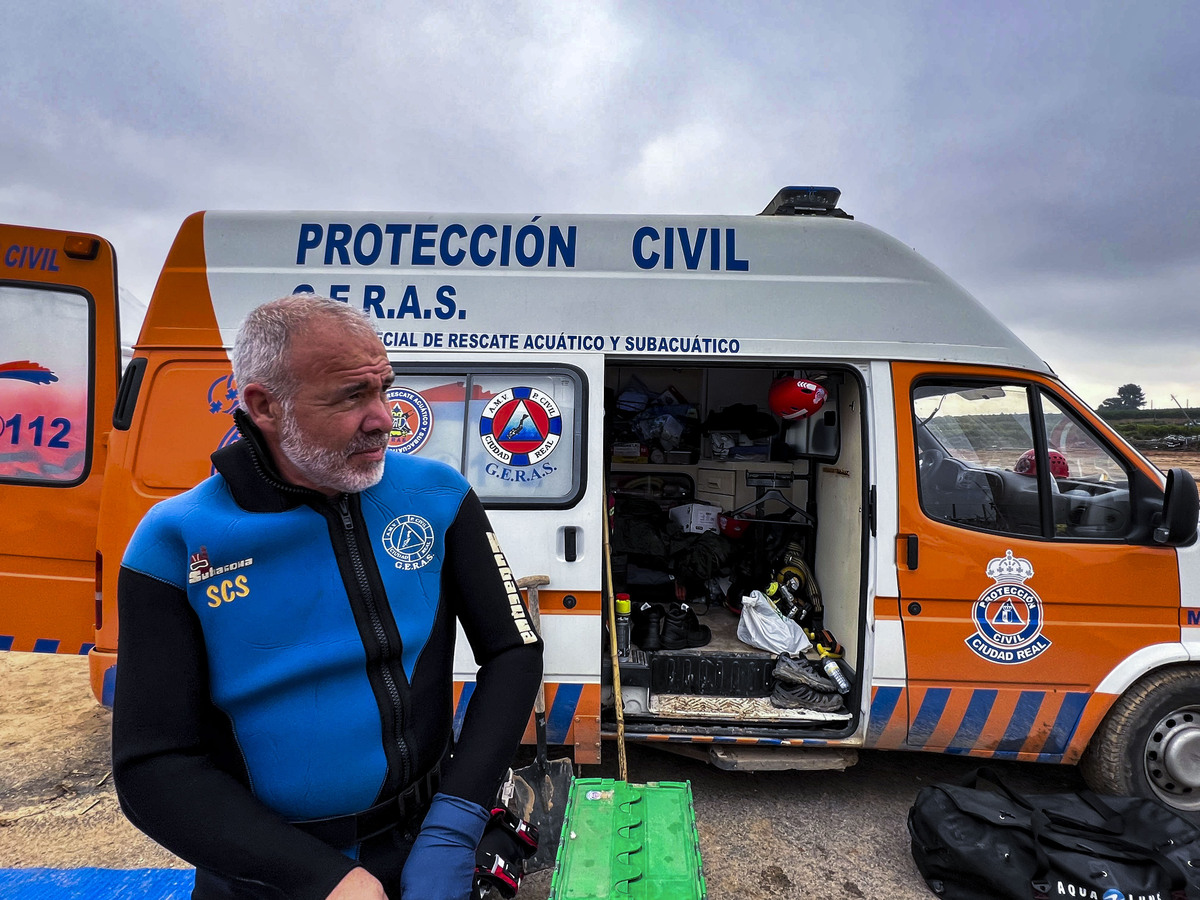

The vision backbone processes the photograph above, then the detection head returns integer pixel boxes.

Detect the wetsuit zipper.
[337,495,413,788]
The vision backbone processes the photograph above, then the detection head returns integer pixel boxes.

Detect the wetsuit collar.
[210,409,330,513]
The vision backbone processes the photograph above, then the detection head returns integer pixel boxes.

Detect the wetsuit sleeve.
[111,566,359,900]
[439,490,544,807]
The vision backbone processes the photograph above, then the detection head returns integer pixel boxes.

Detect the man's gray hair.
[232,294,378,405]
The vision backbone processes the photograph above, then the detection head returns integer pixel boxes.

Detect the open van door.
[0,224,119,653]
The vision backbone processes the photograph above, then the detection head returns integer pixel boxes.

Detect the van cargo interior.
[602,363,865,738]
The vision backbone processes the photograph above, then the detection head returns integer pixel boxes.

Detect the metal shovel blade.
[509,746,574,872]
[507,576,574,874]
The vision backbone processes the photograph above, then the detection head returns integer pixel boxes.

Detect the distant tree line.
[1094,383,1198,423]
[1098,383,1146,412]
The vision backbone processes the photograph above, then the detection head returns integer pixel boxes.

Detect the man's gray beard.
[278,406,387,494]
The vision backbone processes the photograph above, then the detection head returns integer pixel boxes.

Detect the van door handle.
[563,526,578,562]
[899,533,918,570]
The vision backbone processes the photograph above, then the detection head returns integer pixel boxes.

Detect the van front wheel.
[1080,667,1200,817]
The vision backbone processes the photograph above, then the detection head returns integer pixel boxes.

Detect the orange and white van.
[4,188,1198,815]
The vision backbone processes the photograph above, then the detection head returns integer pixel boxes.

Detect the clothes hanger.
[728,490,815,526]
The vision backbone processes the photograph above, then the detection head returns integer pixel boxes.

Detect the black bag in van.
[907,767,1200,900]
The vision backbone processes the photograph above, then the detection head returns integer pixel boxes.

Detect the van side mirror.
[1154,467,1199,545]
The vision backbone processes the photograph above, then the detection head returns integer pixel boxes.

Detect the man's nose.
[364,395,392,432]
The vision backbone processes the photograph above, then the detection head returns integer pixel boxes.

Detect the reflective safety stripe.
[866,685,1092,761]
[453,680,591,746]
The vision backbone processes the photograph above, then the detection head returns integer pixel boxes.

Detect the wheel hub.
[1144,704,1200,811]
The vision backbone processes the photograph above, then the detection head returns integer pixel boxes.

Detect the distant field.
[1142,450,1200,474]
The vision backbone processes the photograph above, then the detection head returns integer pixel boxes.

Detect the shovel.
[508,575,574,873]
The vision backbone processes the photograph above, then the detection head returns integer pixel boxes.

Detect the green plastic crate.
[547,778,706,900]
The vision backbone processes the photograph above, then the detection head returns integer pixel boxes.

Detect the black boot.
[631,602,665,651]
[660,602,712,650]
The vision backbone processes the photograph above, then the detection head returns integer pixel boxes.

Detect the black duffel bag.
[908,767,1200,900]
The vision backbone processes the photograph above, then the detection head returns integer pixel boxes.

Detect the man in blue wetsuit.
[112,295,543,899]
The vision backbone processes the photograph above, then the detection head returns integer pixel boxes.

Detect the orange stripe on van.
[1060,691,1118,764]
[974,688,1024,752]
[532,590,602,615]
[874,596,901,620]
[865,685,908,749]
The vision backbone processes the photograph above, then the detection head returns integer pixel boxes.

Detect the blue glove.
[400,792,490,900]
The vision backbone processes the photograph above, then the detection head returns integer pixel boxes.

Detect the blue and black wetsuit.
[112,413,543,899]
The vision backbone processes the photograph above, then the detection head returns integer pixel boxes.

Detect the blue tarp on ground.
[0,868,195,898]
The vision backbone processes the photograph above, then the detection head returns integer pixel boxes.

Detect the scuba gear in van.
[768,377,828,421]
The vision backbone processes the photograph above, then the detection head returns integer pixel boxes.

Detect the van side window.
[388,367,583,508]
[913,381,1137,541]
[1040,393,1132,539]
[913,382,1037,535]
[0,285,91,485]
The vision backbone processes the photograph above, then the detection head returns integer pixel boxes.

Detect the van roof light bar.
[760,186,852,218]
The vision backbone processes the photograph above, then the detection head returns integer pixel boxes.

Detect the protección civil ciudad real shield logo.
[965,550,1052,665]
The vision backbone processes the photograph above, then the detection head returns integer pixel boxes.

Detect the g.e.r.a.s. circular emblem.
[965,550,1052,665]
[386,387,433,454]
[381,515,435,570]
[479,387,562,466]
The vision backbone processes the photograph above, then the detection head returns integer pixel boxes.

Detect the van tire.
[1079,666,1200,818]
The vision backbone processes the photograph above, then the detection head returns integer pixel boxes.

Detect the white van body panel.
[454,615,601,684]
[869,362,900,602]
[198,211,1050,371]
[1094,643,1194,695]
[1177,537,1200,655]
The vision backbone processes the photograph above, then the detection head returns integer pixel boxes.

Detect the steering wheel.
[919,447,946,479]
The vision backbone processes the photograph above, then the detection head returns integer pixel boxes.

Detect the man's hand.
[326,867,388,899]
[400,793,490,900]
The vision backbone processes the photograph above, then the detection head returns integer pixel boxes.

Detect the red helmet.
[1015,448,1070,478]
[768,378,827,420]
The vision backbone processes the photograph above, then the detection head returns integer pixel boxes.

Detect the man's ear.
[240,383,283,437]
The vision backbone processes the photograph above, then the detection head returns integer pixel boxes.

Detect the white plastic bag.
[736,590,812,655]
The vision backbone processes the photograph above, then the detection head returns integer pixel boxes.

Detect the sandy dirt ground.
[2,450,1195,892]
[0,652,179,869]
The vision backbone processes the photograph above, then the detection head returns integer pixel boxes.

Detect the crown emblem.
[986,550,1034,584]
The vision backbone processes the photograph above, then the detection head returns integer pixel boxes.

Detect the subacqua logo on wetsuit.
[381,515,436,570]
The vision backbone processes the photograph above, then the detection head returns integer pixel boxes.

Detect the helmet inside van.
[1014,448,1070,478]
[768,377,827,421]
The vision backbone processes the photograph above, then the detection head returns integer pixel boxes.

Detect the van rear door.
[0,225,119,653]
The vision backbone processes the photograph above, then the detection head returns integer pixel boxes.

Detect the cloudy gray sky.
[4,1,1197,409]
